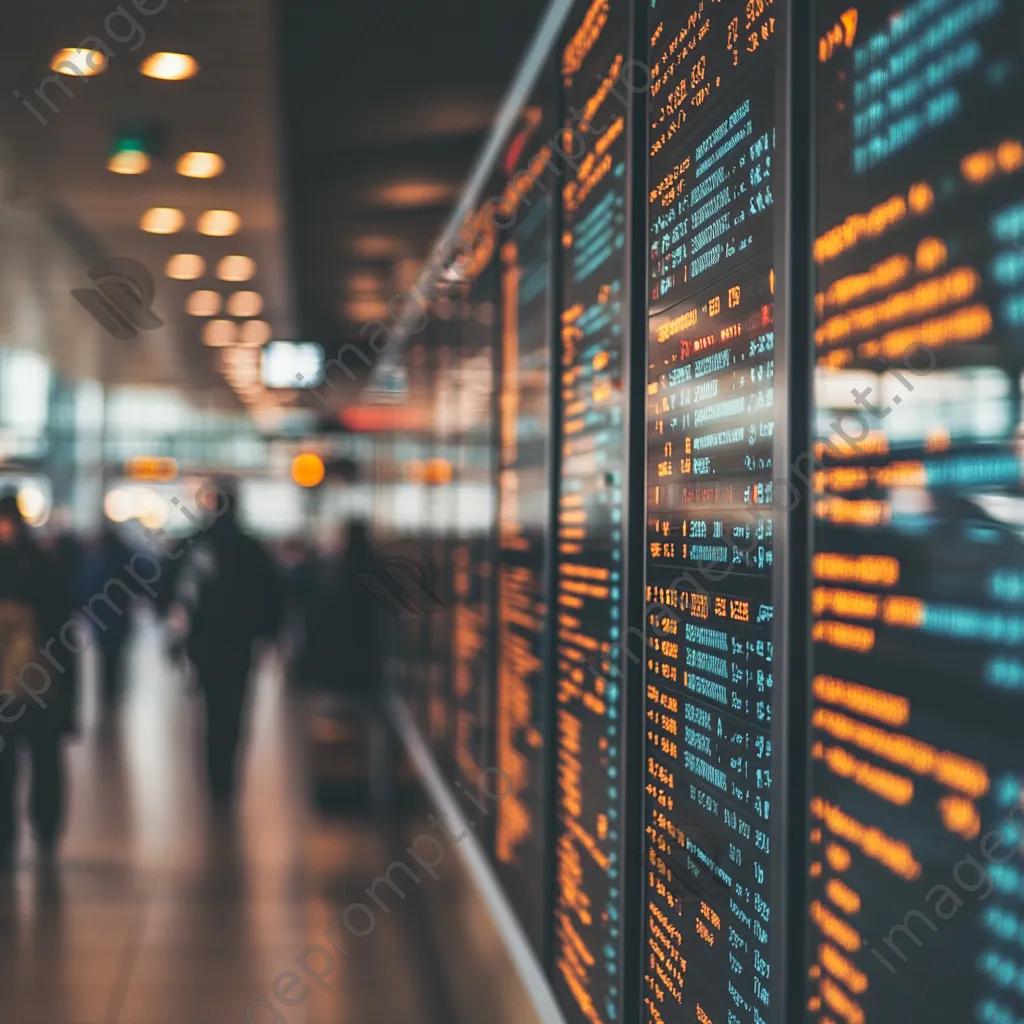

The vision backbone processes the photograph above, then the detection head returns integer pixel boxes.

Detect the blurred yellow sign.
[124,456,178,482]
[291,453,325,488]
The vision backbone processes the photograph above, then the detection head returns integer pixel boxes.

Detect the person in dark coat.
[52,530,84,585]
[334,521,383,700]
[78,527,134,710]
[0,495,78,866]
[174,484,281,805]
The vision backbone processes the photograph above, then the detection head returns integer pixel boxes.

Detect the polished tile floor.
[0,615,440,1024]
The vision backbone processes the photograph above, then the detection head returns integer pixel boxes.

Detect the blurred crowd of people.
[0,483,380,867]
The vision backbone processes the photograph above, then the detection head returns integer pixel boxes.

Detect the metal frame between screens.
[622,0,650,1019]
[772,1,814,1022]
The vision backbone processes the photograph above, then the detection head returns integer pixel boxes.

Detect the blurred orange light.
[140,207,185,234]
[140,52,199,81]
[219,347,259,366]
[907,182,934,214]
[176,151,224,179]
[915,237,948,274]
[344,297,388,321]
[166,254,205,280]
[107,150,150,175]
[352,235,401,258]
[377,181,454,208]
[340,405,432,432]
[238,319,272,346]
[197,210,240,236]
[961,149,997,185]
[187,290,222,316]
[291,453,325,488]
[203,319,236,347]
[348,274,382,293]
[51,48,107,76]
[216,255,256,282]
[226,291,263,318]
[997,139,1024,174]
[125,456,178,483]
[424,458,453,485]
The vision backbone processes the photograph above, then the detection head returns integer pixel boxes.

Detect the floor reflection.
[0,613,434,1024]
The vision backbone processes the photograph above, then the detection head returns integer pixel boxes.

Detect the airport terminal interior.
[0,0,1022,1022]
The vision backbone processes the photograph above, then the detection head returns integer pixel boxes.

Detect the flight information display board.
[643,2,780,1023]
[495,159,555,955]
[553,1,631,1020]
[427,337,458,756]
[449,272,500,796]
[807,3,1024,1023]
[648,0,777,315]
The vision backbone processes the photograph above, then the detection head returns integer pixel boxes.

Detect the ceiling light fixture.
[352,235,402,259]
[344,297,388,322]
[140,52,199,81]
[140,207,185,234]
[226,291,263,318]
[203,319,236,347]
[377,181,455,208]
[107,149,150,175]
[237,319,272,347]
[197,209,240,237]
[347,273,383,293]
[216,255,256,282]
[50,48,107,77]
[165,254,205,280]
[187,290,222,317]
[176,151,224,179]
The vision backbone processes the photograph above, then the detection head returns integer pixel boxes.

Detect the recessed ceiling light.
[237,319,272,346]
[377,181,455,207]
[176,152,224,179]
[51,48,107,77]
[140,52,199,81]
[165,254,205,280]
[347,273,382,293]
[344,297,388,321]
[203,319,236,347]
[226,291,263,318]
[221,354,259,373]
[187,290,222,317]
[140,207,185,234]
[197,210,240,237]
[107,150,150,175]
[216,255,256,282]
[219,349,260,380]
[352,235,401,258]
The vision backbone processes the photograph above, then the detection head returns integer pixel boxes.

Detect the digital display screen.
[808,3,1024,1023]
[648,0,777,315]
[450,272,500,793]
[553,1,631,1020]
[643,3,780,1023]
[426,337,458,756]
[261,341,324,388]
[495,162,554,954]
